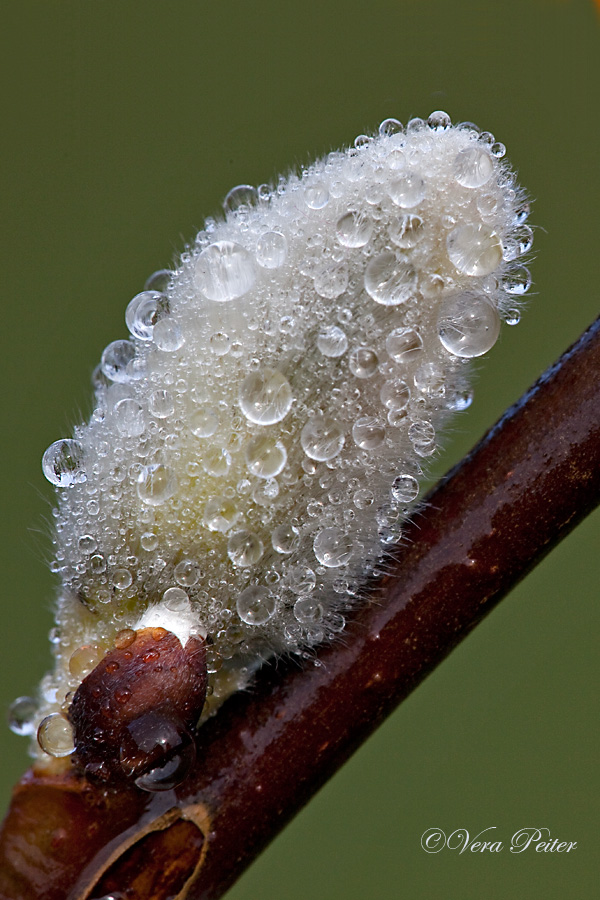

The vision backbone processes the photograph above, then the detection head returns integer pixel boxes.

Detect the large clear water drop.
[42,439,86,487]
[239,368,293,425]
[437,291,501,357]
[364,253,417,306]
[446,223,502,277]
[194,241,256,302]
[301,416,345,461]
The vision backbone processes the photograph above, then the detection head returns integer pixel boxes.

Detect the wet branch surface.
[0,316,599,900]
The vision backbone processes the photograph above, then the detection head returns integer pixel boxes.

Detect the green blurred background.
[1,1,598,897]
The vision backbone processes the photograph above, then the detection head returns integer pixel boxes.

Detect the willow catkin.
[9,112,532,787]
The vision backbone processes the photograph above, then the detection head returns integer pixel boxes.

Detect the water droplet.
[69,643,104,678]
[336,210,373,248]
[42,438,87,488]
[385,327,423,363]
[388,214,424,248]
[227,530,264,567]
[206,647,223,674]
[413,361,446,396]
[127,356,147,382]
[379,379,410,411]
[313,262,349,299]
[445,385,474,411]
[388,171,426,208]
[190,408,219,438]
[101,340,136,383]
[288,565,316,594]
[349,347,379,378]
[209,331,231,356]
[91,363,108,394]
[162,586,189,611]
[174,559,201,587]
[364,252,417,306]
[301,415,345,461]
[457,121,480,136]
[141,532,159,551]
[407,117,427,133]
[378,503,404,545]
[408,420,436,453]
[378,118,403,137]
[7,696,38,736]
[352,416,386,449]
[476,192,500,219]
[252,478,279,506]
[202,447,232,477]
[437,291,501,357]
[446,223,503,276]
[256,231,287,268]
[90,553,107,574]
[271,523,300,554]
[294,596,323,624]
[125,291,165,340]
[427,110,452,131]
[514,203,530,225]
[502,238,519,262]
[313,528,354,568]
[86,498,99,516]
[236,585,276,625]
[385,405,405,425]
[503,266,531,295]
[121,712,196,791]
[505,308,521,326]
[453,146,494,188]
[194,241,257,302]
[239,368,293,425]
[203,495,241,532]
[134,744,195,792]
[513,225,534,255]
[112,568,133,591]
[328,613,346,634]
[144,268,171,293]
[245,434,287,478]
[115,689,132,706]
[391,474,420,503]
[223,184,258,213]
[78,534,97,553]
[37,714,75,758]
[353,488,374,509]
[153,318,184,351]
[113,398,145,436]
[149,389,175,418]
[317,325,348,358]
[124,363,150,392]
[105,383,133,413]
[136,464,178,506]
[280,316,295,334]
[305,181,329,209]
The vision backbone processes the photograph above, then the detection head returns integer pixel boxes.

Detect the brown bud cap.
[68,627,207,791]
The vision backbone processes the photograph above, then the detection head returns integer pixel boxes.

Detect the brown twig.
[0,316,598,900]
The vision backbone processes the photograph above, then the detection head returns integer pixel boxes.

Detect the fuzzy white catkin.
[12,112,534,761]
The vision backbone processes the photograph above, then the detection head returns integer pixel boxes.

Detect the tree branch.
[0,316,598,900]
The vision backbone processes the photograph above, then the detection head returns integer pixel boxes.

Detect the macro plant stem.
[0,315,598,899]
